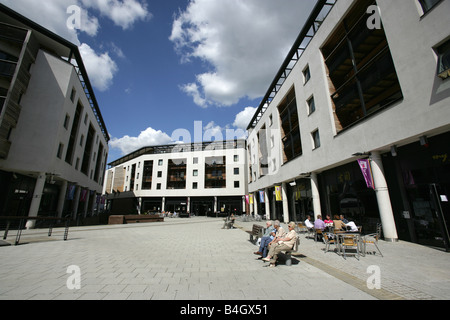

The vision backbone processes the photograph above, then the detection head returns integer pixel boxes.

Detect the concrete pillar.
[72,186,81,220]
[253,192,258,216]
[26,172,46,229]
[282,182,289,223]
[56,180,68,219]
[187,197,190,214]
[371,151,398,242]
[83,190,90,218]
[137,197,142,215]
[264,188,270,220]
[311,172,322,220]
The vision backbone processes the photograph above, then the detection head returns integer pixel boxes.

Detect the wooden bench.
[108,215,164,225]
[281,237,300,266]
[249,224,265,244]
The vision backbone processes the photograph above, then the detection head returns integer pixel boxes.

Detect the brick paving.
[0,217,449,301]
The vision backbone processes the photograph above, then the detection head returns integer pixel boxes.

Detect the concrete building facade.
[0,5,109,227]
[246,0,450,248]
[104,140,248,217]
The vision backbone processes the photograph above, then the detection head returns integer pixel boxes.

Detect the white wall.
[248,0,450,193]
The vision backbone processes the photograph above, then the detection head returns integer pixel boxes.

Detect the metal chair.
[323,232,339,254]
[362,223,383,257]
[340,234,360,260]
[314,229,323,242]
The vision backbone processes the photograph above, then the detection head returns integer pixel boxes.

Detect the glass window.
[307,96,315,115]
[419,0,441,14]
[303,65,311,84]
[278,88,302,163]
[322,0,402,131]
[312,130,321,149]
[437,39,450,79]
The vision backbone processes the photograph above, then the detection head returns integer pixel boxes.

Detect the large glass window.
[167,159,187,189]
[205,156,226,188]
[322,0,403,131]
[278,88,302,163]
[142,161,153,190]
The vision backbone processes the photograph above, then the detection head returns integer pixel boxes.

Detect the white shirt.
[304,219,314,229]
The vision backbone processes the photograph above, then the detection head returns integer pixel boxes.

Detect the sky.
[0,0,317,163]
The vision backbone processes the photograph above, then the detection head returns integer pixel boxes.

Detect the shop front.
[384,132,450,250]
[318,162,381,233]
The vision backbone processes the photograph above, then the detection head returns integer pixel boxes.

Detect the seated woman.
[333,215,345,231]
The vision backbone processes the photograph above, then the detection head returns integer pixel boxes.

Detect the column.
[371,151,398,242]
[137,197,142,215]
[56,180,68,219]
[26,172,46,229]
[264,188,271,220]
[187,197,190,214]
[282,182,289,223]
[72,186,81,220]
[83,190,90,218]
[311,173,322,220]
[253,192,258,217]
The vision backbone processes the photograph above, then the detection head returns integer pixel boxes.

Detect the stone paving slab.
[0,217,449,302]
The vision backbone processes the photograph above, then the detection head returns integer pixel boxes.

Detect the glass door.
[408,183,450,250]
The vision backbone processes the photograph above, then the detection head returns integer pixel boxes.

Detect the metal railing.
[1,216,71,246]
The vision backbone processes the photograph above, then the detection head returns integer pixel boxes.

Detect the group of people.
[253,220,298,268]
[304,214,359,237]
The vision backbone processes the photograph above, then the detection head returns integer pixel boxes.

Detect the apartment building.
[104,140,247,216]
[247,0,450,249]
[0,5,109,227]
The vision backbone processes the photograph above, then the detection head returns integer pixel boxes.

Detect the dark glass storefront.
[384,132,450,250]
[319,162,381,234]
[287,180,313,223]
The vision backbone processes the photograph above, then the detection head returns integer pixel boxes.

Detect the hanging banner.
[275,185,282,201]
[67,185,76,200]
[245,195,249,204]
[249,194,254,205]
[358,159,375,190]
[80,189,88,202]
[259,190,265,203]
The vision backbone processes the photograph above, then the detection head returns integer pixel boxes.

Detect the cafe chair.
[341,234,360,260]
[362,223,383,257]
[314,229,323,242]
[323,232,340,255]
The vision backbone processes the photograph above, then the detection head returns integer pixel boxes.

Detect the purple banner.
[358,159,375,190]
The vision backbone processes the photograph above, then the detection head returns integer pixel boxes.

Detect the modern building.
[0,5,110,227]
[246,0,450,249]
[104,140,247,216]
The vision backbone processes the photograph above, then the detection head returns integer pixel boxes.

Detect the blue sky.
[1,0,317,162]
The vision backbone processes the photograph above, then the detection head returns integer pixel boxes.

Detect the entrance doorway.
[406,183,450,250]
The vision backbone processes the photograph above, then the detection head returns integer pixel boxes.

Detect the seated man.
[304,215,314,231]
[344,220,359,232]
[254,221,275,257]
[263,222,298,267]
[314,215,326,230]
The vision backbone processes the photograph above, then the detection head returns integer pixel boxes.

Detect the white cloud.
[80,0,151,30]
[170,0,317,108]
[79,43,118,92]
[233,107,258,131]
[2,0,150,92]
[109,127,173,156]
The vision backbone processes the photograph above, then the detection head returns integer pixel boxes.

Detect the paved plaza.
[0,217,449,301]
